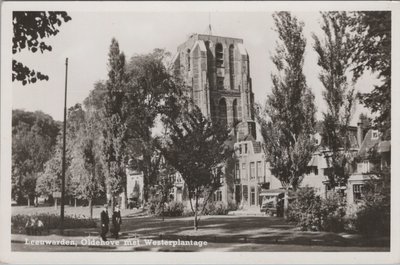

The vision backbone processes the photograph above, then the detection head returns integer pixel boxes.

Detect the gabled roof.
[378,141,391,153]
[358,129,380,158]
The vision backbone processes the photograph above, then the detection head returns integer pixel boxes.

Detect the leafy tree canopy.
[258,12,316,191]
[348,11,391,139]
[12,11,72,85]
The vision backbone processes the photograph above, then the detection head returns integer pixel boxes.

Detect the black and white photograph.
[0,1,399,264]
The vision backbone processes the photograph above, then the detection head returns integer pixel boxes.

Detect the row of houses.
[126,123,390,212]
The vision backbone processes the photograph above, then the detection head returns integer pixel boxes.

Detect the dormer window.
[244,143,248,154]
[371,130,379,140]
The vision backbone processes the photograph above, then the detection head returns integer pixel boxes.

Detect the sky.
[12,11,379,124]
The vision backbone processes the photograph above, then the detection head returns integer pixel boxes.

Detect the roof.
[358,129,380,157]
[348,173,378,182]
[307,153,330,168]
[378,140,391,153]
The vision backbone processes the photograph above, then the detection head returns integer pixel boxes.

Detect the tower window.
[187,49,191,71]
[232,99,238,124]
[218,98,227,126]
[217,77,224,90]
[216,43,223,68]
[229,44,235,89]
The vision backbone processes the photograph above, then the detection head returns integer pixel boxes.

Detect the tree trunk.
[194,210,198,231]
[89,199,93,219]
[283,189,289,219]
[142,154,150,203]
[54,198,58,210]
[74,198,77,208]
[194,195,199,231]
[121,186,127,210]
[111,195,115,213]
[27,196,31,207]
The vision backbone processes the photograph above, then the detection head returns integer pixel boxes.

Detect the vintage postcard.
[1,1,399,264]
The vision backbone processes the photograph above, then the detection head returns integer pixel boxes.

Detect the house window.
[243,185,248,202]
[239,144,242,154]
[250,162,255,179]
[250,186,256,205]
[235,162,240,180]
[257,161,264,183]
[244,144,248,154]
[353,184,364,202]
[241,163,247,179]
[257,161,262,177]
[214,190,222,202]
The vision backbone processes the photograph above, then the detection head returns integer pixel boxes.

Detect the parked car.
[259,189,285,217]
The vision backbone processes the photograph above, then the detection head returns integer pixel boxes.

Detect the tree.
[12,110,59,205]
[313,12,357,188]
[101,38,129,210]
[70,118,105,219]
[158,103,232,230]
[36,135,71,206]
[348,11,391,140]
[12,11,72,85]
[124,49,177,202]
[258,12,316,199]
[35,105,85,205]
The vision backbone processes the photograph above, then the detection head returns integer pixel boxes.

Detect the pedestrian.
[100,204,109,241]
[112,205,122,239]
[25,216,35,235]
[34,217,45,235]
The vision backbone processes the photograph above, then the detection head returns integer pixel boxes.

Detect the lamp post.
[60,58,68,234]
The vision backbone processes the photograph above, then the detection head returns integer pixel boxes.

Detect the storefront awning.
[259,189,285,196]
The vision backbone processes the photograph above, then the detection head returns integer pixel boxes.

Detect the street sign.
[53,191,61,198]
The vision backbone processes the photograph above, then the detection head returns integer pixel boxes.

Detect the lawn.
[11,214,390,251]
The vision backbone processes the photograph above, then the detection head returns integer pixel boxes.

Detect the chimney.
[357,121,363,147]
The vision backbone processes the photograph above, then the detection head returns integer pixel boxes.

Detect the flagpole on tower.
[208,12,212,35]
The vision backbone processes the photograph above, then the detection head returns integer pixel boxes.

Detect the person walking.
[100,204,109,241]
[112,205,122,239]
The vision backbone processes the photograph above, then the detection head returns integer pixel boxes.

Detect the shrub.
[320,193,346,232]
[227,200,238,211]
[203,201,229,215]
[144,196,185,217]
[354,179,390,236]
[288,187,346,232]
[11,213,97,233]
[163,201,184,217]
